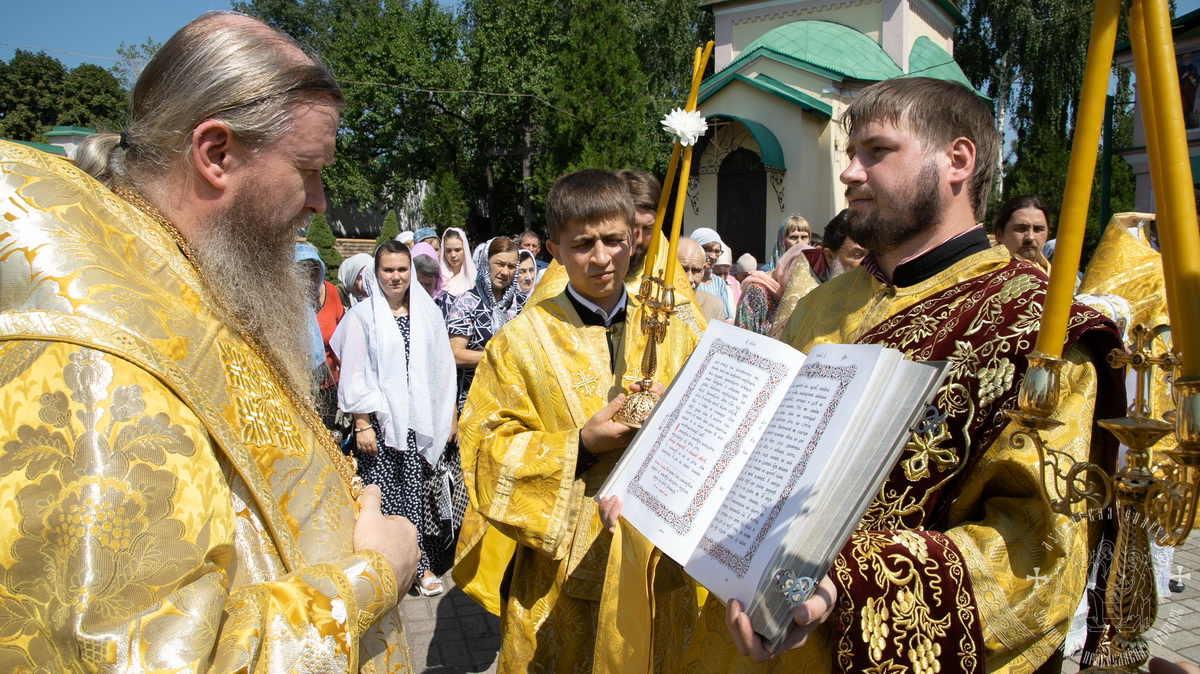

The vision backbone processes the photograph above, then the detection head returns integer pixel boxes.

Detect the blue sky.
[2,1,235,70]
[4,0,1200,72]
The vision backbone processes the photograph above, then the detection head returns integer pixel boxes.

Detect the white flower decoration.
[661,108,707,146]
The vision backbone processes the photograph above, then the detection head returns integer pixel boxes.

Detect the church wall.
[911,0,956,50]
[690,80,837,257]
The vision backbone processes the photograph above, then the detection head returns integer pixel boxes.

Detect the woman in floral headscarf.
[444,236,525,410]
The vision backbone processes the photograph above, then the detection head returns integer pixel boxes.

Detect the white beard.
[191,190,316,398]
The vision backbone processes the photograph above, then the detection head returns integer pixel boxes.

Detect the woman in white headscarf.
[439,227,476,298]
[337,252,374,307]
[331,240,458,596]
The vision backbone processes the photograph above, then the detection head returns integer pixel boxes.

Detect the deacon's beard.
[1015,246,1040,261]
[846,161,941,255]
[191,189,316,398]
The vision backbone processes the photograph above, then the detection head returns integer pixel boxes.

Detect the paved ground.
[401,573,500,673]
[402,537,1200,673]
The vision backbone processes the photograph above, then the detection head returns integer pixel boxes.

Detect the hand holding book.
[597,321,948,651]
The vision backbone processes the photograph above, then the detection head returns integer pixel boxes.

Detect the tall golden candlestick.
[613,41,713,428]
[1005,2,1200,670]
[1141,0,1200,378]
[1031,0,1120,359]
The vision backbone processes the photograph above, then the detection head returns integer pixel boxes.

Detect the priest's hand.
[581,395,637,453]
[355,484,420,591]
[726,574,836,662]
[581,381,666,453]
[598,495,622,533]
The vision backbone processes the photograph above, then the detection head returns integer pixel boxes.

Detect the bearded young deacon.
[674,77,1125,673]
[0,12,417,671]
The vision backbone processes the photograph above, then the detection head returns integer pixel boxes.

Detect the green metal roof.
[44,125,95,137]
[707,114,786,170]
[905,36,973,88]
[726,20,904,82]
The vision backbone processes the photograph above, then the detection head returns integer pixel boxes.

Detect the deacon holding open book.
[602,77,1126,672]
[454,169,704,672]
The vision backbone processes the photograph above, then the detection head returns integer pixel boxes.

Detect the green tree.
[458,0,566,234]
[542,0,653,187]
[422,167,469,231]
[955,0,1138,259]
[0,50,67,140]
[376,210,400,246]
[235,0,714,239]
[58,64,127,131]
[305,213,344,281]
[111,38,162,91]
[240,0,467,211]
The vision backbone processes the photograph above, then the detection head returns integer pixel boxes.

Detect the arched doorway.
[717,147,767,261]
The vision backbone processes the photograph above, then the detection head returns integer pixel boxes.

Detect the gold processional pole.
[614,40,714,428]
[1005,0,1200,671]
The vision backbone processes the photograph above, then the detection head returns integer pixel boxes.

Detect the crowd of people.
[0,8,1193,674]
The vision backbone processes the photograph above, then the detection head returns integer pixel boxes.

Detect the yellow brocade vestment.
[455,291,702,673]
[1079,214,1177,466]
[0,141,409,672]
[681,246,1119,673]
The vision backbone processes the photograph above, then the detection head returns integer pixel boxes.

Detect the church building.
[688,0,972,261]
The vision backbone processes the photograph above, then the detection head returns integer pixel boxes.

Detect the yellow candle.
[644,142,681,277]
[688,42,714,109]
[1128,0,1183,337]
[662,144,695,283]
[1033,0,1120,358]
[1141,0,1200,377]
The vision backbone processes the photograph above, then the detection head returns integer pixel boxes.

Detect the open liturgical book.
[598,320,948,651]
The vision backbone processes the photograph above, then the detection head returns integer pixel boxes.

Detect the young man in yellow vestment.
[455,169,704,672]
[0,12,417,672]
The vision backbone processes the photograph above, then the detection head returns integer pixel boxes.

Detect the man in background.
[519,229,549,270]
[992,194,1052,267]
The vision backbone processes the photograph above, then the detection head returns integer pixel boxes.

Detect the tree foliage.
[376,210,400,246]
[0,51,129,140]
[0,50,67,140]
[235,0,713,239]
[422,166,470,231]
[58,65,127,131]
[111,38,162,91]
[544,0,653,176]
[955,0,1138,258]
[305,213,344,281]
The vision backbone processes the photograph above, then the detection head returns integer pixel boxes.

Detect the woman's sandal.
[416,574,444,597]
